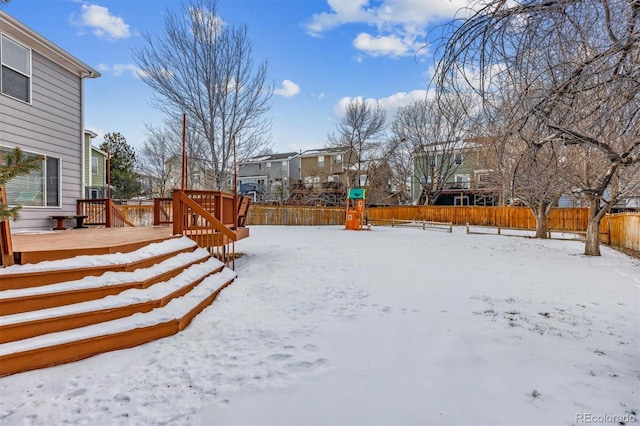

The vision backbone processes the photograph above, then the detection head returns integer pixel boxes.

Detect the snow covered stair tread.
[0,267,237,375]
[0,248,213,315]
[1,236,197,274]
[0,236,199,290]
[1,247,211,298]
[0,256,226,343]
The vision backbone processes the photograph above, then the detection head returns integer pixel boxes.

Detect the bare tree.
[384,137,413,203]
[478,89,568,237]
[328,99,386,188]
[435,0,640,255]
[138,124,180,197]
[133,0,273,190]
[391,96,475,205]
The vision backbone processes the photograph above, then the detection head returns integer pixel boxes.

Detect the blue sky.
[4,0,467,153]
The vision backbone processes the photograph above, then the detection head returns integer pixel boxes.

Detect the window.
[1,35,31,103]
[266,162,271,168]
[91,156,98,175]
[429,155,436,167]
[281,160,287,168]
[455,174,470,189]
[454,195,469,206]
[318,156,325,167]
[1,147,60,207]
[454,152,463,165]
[333,154,342,164]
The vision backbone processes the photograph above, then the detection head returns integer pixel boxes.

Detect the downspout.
[80,75,86,200]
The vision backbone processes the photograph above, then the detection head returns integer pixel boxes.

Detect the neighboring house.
[353,158,395,206]
[0,11,100,230]
[299,146,356,189]
[411,138,498,206]
[160,154,214,196]
[83,130,108,199]
[238,152,301,202]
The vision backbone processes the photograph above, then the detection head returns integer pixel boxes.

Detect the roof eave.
[0,11,101,79]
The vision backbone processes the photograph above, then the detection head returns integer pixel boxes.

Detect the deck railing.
[153,198,173,225]
[172,190,241,268]
[0,185,13,266]
[77,199,134,227]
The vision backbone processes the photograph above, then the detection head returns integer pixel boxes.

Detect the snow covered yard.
[0,225,638,426]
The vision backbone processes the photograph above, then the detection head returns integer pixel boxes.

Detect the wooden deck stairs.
[0,235,236,377]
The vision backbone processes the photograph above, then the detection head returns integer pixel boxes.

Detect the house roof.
[411,138,484,156]
[299,146,351,157]
[242,152,299,164]
[0,11,100,78]
[91,145,107,156]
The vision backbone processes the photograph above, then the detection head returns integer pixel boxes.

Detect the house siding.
[1,49,84,229]
[91,150,106,187]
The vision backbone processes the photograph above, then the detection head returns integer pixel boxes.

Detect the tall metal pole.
[106,151,111,199]
[233,133,237,196]
[233,133,238,229]
[181,113,187,190]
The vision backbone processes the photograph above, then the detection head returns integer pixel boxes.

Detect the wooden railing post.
[1,186,14,266]
[172,191,182,236]
[153,198,160,226]
[105,199,112,227]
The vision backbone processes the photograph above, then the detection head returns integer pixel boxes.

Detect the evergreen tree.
[99,133,140,199]
[0,148,43,220]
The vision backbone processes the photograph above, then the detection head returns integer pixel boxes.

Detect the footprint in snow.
[268,353,293,361]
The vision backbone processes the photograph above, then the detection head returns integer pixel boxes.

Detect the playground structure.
[345,188,367,230]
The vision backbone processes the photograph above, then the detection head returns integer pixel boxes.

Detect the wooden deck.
[11,226,175,264]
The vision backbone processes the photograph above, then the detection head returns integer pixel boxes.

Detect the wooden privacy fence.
[246,205,345,226]
[604,213,640,252]
[81,203,637,254]
[364,206,591,231]
[246,205,593,229]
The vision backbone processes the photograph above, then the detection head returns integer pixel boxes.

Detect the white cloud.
[274,80,301,98]
[73,4,130,40]
[306,0,469,58]
[353,32,409,57]
[96,63,142,78]
[333,89,434,119]
[306,0,374,37]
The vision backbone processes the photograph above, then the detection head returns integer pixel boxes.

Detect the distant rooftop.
[242,152,299,164]
[299,146,351,157]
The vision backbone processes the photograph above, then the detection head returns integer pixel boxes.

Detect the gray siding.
[1,50,83,230]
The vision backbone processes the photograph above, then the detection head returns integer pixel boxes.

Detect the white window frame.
[454,152,463,165]
[91,156,99,175]
[454,195,469,206]
[455,174,471,189]
[1,34,32,104]
[318,156,325,168]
